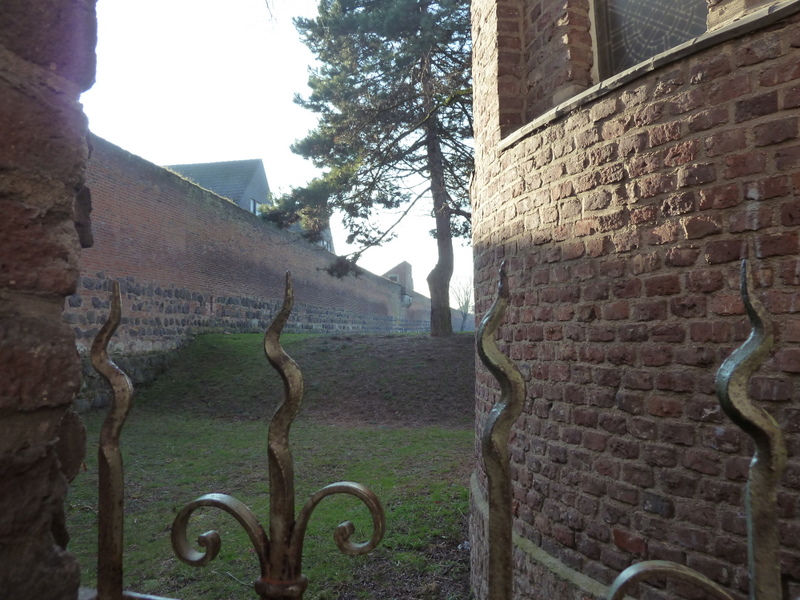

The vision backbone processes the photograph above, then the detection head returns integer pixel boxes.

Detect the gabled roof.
[166,159,271,205]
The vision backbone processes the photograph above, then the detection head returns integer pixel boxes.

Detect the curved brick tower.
[470,0,800,598]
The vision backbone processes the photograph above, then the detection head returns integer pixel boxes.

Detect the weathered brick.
[754,117,799,146]
[775,144,800,170]
[632,300,668,321]
[628,417,658,440]
[665,247,700,266]
[641,491,676,517]
[650,323,685,342]
[734,91,779,122]
[758,56,800,86]
[641,345,672,367]
[644,274,681,296]
[637,173,677,199]
[616,391,645,415]
[613,529,647,555]
[642,444,678,468]
[670,296,707,318]
[683,448,722,475]
[682,215,722,239]
[678,163,717,187]
[689,321,731,343]
[672,524,711,552]
[675,345,715,366]
[729,206,772,232]
[582,431,608,452]
[688,106,729,132]
[658,470,699,497]
[698,479,742,505]
[704,239,746,264]
[609,438,640,460]
[724,152,767,179]
[690,54,732,84]
[631,253,660,275]
[698,183,741,210]
[660,422,696,444]
[773,348,800,373]
[709,73,751,105]
[781,200,800,227]
[755,231,799,258]
[710,293,745,315]
[661,192,695,216]
[649,122,682,147]
[608,483,639,505]
[734,36,782,66]
[621,369,653,391]
[664,140,699,166]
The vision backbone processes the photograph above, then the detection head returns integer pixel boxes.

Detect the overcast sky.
[80,0,473,295]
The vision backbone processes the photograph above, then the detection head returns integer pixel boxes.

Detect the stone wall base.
[75,351,175,412]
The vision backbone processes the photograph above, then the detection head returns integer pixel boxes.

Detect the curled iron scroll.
[171,493,269,577]
[608,561,733,600]
[292,481,386,561]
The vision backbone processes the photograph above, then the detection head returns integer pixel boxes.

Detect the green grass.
[67,333,474,599]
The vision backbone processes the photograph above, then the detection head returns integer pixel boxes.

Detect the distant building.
[166,158,334,252]
[383,261,474,331]
[382,261,415,305]
[166,158,271,215]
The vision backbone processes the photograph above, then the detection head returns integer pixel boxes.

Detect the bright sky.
[80,0,473,298]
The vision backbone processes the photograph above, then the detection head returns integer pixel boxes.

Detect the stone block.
[0,0,97,90]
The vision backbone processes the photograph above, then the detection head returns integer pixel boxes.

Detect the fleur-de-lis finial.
[171,272,386,600]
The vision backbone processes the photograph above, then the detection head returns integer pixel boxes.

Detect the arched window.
[596,0,707,77]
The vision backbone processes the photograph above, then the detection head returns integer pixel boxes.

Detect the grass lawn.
[67,333,476,600]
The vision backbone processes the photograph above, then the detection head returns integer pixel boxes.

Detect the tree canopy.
[267,0,473,336]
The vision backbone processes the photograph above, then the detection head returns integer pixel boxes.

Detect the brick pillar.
[0,1,97,599]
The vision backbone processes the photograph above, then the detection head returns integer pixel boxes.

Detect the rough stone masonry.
[0,1,97,598]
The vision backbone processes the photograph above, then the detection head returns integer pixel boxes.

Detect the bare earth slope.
[155,332,477,429]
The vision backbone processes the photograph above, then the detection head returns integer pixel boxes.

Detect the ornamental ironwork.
[82,260,788,600]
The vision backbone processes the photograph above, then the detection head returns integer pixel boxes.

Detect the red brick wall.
[524,0,593,120]
[471,2,800,598]
[65,136,431,353]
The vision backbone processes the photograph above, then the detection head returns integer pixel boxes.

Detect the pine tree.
[276,0,472,336]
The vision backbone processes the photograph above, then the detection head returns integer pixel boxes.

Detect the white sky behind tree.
[80,0,473,301]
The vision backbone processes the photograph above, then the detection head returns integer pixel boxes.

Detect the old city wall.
[64,136,432,406]
[66,136,430,341]
[471,1,800,599]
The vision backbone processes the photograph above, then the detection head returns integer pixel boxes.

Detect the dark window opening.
[596,0,707,77]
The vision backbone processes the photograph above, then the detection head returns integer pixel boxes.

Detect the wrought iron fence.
[80,260,786,600]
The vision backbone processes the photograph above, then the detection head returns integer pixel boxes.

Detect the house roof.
[166,159,270,205]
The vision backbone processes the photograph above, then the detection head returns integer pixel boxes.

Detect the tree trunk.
[424,112,454,337]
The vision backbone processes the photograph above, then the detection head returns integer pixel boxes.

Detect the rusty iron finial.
[608,259,784,600]
[171,272,386,600]
[477,262,527,600]
[715,259,786,600]
[91,281,134,600]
